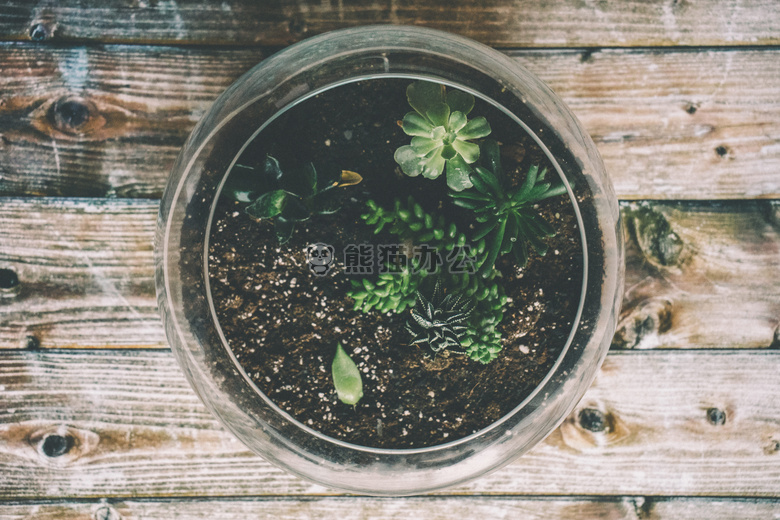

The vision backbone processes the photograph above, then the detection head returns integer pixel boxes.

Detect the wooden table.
[1,2,779,518]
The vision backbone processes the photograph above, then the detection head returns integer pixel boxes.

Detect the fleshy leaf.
[246,189,287,219]
[421,150,446,179]
[280,195,310,222]
[263,155,285,183]
[452,139,480,164]
[332,342,363,405]
[338,170,363,187]
[281,162,316,197]
[458,116,492,140]
[407,81,444,118]
[401,111,434,137]
[446,155,474,191]
[448,111,468,133]
[394,145,424,177]
[481,139,502,180]
[440,144,457,160]
[411,136,442,156]
[426,102,451,127]
[446,89,475,115]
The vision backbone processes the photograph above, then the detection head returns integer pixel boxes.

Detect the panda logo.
[305,243,335,276]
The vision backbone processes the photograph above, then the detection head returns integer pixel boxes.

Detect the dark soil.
[207,79,584,449]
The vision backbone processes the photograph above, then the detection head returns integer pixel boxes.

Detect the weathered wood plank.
[0,350,778,498]
[0,45,779,199]
[1,0,778,47]
[1,198,778,350]
[0,496,779,519]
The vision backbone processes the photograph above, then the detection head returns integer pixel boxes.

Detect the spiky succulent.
[394,81,492,192]
[450,140,567,275]
[223,155,361,243]
[406,280,475,355]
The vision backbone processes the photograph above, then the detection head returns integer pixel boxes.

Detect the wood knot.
[28,424,100,466]
[25,335,40,350]
[625,204,684,267]
[41,433,74,457]
[0,268,20,298]
[50,96,98,135]
[557,403,631,451]
[707,407,727,426]
[613,298,673,349]
[578,408,609,432]
[29,11,58,41]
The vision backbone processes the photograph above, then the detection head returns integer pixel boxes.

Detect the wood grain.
[0,45,779,199]
[1,0,779,47]
[0,496,779,520]
[1,198,778,350]
[0,349,778,498]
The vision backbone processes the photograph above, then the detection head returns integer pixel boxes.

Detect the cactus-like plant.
[406,280,474,355]
[449,140,567,275]
[348,196,507,363]
[223,155,361,243]
[394,81,492,192]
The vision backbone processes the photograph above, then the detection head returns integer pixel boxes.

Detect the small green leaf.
[445,155,474,191]
[421,150,446,180]
[448,111,467,133]
[332,342,363,405]
[407,81,444,118]
[281,162,317,197]
[471,166,501,196]
[452,139,480,164]
[394,145,424,177]
[411,136,441,156]
[401,111,434,137]
[426,101,451,127]
[280,195,310,222]
[457,116,491,140]
[263,155,285,183]
[246,189,287,219]
[481,140,502,180]
[446,88,475,115]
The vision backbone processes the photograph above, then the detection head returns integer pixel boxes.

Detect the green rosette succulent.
[394,81,492,192]
[223,155,361,243]
[450,140,568,275]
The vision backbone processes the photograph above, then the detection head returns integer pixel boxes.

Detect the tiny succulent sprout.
[449,140,568,275]
[332,342,364,405]
[224,155,362,243]
[406,279,475,355]
[394,81,492,192]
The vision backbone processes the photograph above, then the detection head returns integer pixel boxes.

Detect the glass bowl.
[155,25,624,495]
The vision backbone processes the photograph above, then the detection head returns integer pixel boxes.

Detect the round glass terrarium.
[155,25,624,495]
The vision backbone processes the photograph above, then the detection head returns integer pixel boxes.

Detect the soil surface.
[207,79,584,449]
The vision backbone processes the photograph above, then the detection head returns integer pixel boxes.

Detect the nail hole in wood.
[578,408,608,433]
[288,14,307,37]
[0,268,19,290]
[29,23,50,41]
[25,335,40,350]
[94,505,122,520]
[707,407,726,426]
[41,434,73,457]
[685,104,697,115]
[715,145,729,157]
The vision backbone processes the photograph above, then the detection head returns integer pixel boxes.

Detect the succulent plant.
[348,262,423,314]
[405,280,475,355]
[224,155,361,243]
[449,140,567,275]
[332,342,363,405]
[394,81,492,192]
